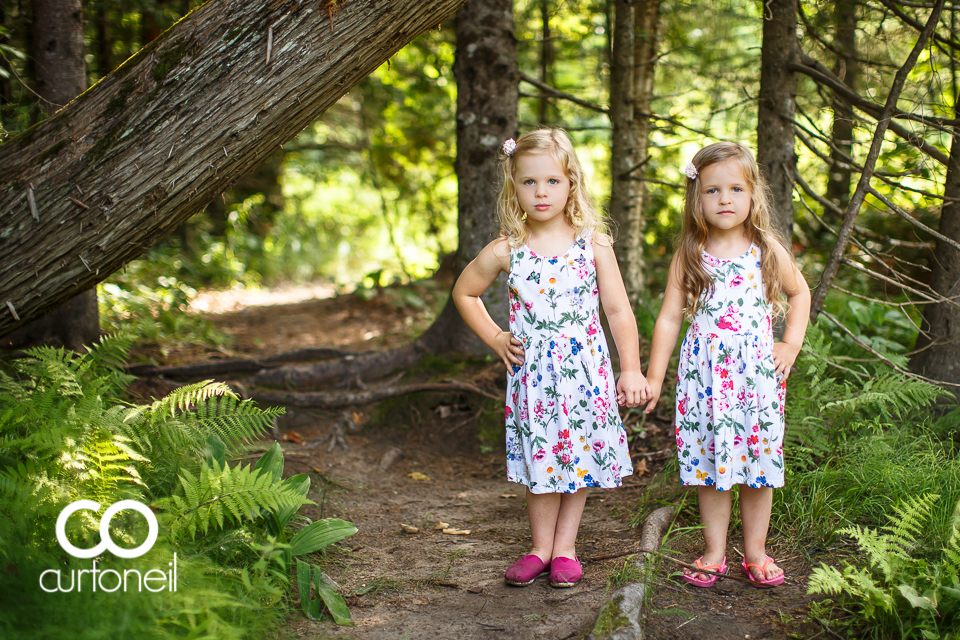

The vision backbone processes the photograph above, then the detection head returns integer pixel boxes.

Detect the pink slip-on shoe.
[505,555,550,586]
[742,555,785,588]
[549,557,582,588]
[680,556,728,588]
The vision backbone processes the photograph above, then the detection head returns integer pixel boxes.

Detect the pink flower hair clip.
[502,138,517,156]
[683,162,698,180]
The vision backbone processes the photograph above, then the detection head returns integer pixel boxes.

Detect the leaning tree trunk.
[0,0,469,337]
[756,0,798,241]
[419,0,517,356]
[910,91,960,384]
[2,0,99,351]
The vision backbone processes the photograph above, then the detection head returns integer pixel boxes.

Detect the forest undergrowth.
[0,334,358,639]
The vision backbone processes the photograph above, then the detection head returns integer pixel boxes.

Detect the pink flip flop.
[681,556,727,588]
[742,555,785,588]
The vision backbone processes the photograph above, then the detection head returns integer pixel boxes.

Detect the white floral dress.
[675,244,786,491]
[505,232,633,494]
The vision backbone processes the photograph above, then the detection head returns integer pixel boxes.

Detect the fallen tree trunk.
[0,0,468,337]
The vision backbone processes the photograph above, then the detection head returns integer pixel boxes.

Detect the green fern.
[171,459,311,540]
[809,495,960,637]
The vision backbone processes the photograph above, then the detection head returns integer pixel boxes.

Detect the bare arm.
[451,238,524,371]
[772,243,811,381]
[644,254,687,413]
[594,238,649,407]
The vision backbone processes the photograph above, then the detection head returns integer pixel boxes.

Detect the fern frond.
[172,459,310,540]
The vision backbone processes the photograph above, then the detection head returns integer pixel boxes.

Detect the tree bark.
[824,0,858,211]
[629,0,658,301]
[0,0,470,337]
[608,0,639,300]
[2,0,99,351]
[756,0,798,241]
[910,90,960,383]
[420,0,517,356]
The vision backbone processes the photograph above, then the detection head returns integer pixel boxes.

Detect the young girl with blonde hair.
[453,128,650,587]
[645,141,810,588]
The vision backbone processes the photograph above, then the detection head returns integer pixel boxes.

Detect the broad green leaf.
[204,434,226,467]
[253,442,284,482]
[290,518,357,556]
[899,585,937,611]
[314,566,353,626]
[296,559,321,620]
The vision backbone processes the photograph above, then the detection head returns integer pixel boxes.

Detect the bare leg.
[527,490,561,562]
[551,490,588,560]
[739,485,782,581]
[526,488,588,561]
[684,486,732,581]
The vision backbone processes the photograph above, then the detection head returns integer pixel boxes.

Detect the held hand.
[493,331,525,373]
[644,379,662,414]
[616,370,651,408]
[772,342,802,382]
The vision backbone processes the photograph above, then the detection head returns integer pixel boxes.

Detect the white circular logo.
[55,500,159,559]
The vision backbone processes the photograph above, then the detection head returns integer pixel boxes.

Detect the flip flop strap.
[745,556,774,573]
[695,558,724,572]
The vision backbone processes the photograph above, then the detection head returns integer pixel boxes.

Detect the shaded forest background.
[4,0,960,638]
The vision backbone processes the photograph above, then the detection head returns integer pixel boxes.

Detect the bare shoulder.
[478,235,513,273]
[592,231,614,248]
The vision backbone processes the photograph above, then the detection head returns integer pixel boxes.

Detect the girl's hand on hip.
[493,331,525,373]
[616,370,651,408]
[772,342,801,382]
[643,379,662,414]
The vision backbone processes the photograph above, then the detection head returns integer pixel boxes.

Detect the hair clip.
[502,138,517,156]
[683,162,698,180]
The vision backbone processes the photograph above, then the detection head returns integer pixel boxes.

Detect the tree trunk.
[2,0,99,351]
[608,0,638,302]
[0,0,470,337]
[419,0,517,356]
[628,0,658,302]
[825,0,858,210]
[910,91,960,384]
[538,0,553,124]
[756,0,798,241]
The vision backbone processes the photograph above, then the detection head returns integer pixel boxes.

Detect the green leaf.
[296,560,319,619]
[314,566,353,626]
[899,585,937,611]
[254,442,284,482]
[289,518,357,556]
[204,434,226,467]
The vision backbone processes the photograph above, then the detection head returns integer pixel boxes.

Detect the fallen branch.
[587,505,676,640]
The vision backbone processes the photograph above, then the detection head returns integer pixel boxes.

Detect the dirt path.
[140,282,823,639]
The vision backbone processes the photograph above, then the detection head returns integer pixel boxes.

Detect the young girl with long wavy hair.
[645,142,810,588]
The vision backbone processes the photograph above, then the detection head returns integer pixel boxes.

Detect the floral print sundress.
[505,232,633,494]
[675,244,786,491]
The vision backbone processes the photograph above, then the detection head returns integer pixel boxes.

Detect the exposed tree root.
[125,347,358,379]
[250,379,500,409]
[247,341,427,390]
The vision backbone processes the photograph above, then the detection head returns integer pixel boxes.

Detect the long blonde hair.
[497,128,610,246]
[678,142,790,317]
